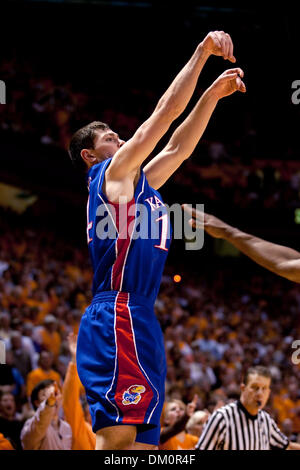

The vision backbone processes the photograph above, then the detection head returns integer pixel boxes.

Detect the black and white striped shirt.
[196,400,289,450]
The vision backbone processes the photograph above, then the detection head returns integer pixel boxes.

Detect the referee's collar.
[237,400,258,421]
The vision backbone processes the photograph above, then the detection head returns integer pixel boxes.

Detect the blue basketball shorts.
[76,290,167,446]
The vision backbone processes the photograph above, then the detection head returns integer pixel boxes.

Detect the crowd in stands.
[174,154,300,210]
[0,209,300,450]
[1,55,300,212]
[0,46,300,450]
[0,55,150,149]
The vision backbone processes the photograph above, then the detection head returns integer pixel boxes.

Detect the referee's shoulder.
[258,408,272,420]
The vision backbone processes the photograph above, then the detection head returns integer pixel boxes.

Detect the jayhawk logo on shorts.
[122,385,146,405]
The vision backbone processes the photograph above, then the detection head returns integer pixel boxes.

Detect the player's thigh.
[95,425,137,450]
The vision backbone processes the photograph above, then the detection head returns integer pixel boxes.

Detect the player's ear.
[240,383,245,393]
[81,149,98,166]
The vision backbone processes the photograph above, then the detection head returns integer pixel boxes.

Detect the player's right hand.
[210,68,246,99]
[201,31,236,63]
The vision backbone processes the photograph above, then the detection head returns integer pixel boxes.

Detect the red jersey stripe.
[110,199,135,291]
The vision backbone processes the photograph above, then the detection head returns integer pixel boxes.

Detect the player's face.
[92,129,125,161]
[240,374,271,415]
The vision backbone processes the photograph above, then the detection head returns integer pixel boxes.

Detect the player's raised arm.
[143,68,246,189]
[183,206,300,283]
[107,31,236,181]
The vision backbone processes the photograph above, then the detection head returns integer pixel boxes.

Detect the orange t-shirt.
[39,329,61,359]
[0,433,14,450]
[26,367,61,398]
[278,398,300,432]
[159,433,198,450]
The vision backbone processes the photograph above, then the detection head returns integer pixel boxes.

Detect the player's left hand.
[209,68,246,99]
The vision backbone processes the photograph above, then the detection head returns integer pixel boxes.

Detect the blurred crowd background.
[0,0,300,450]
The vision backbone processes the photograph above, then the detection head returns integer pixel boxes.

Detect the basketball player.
[68,31,246,450]
[184,207,300,283]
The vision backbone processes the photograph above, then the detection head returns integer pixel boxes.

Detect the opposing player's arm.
[107,31,236,183]
[183,206,300,284]
[144,68,246,190]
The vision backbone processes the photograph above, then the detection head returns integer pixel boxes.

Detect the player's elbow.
[167,138,193,162]
[277,260,300,283]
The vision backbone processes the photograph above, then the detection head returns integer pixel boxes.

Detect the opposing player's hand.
[201,31,236,63]
[182,205,229,239]
[209,68,246,99]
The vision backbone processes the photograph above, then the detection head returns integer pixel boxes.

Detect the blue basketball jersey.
[86,158,172,304]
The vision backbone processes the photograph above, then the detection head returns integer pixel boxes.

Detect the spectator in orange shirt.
[0,433,14,450]
[278,384,300,433]
[26,351,61,398]
[159,396,199,450]
[32,315,61,360]
[62,333,95,450]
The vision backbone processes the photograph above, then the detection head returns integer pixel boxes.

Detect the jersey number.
[87,196,93,244]
[154,214,169,252]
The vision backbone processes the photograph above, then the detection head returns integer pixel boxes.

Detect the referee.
[196,366,300,450]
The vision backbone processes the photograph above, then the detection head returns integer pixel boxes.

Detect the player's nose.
[118,139,125,148]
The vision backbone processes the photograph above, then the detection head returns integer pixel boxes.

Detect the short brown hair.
[31,379,55,410]
[243,366,272,385]
[68,121,109,172]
